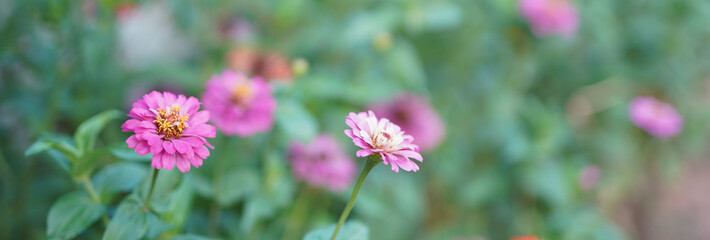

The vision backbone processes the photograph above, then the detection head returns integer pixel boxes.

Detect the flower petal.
[163,141,175,154]
[151,153,163,169]
[162,153,176,170]
[172,140,190,154]
[176,154,191,172]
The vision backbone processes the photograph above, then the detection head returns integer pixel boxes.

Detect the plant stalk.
[143,168,159,212]
[330,155,380,240]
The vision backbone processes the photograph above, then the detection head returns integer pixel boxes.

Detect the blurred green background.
[2,0,710,239]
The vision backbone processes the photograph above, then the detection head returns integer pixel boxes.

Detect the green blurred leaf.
[92,162,149,200]
[107,144,151,162]
[159,174,195,235]
[171,234,220,240]
[103,197,151,240]
[74,109,122,154]
[522,161,572,206]
[140,169,183,213]
[303,221,369,240]
[276,98,318,142]
[386,41,427,91]
[215,168,259,207]
[47,192,105,240]
[25,134,80,162]
[418,1,462,31]
[241,194,277,233]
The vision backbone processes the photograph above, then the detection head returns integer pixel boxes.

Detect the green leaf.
[47,192,105,240]
[92,162,149,200]
[25,134,80,162]
[215,169,259,207]
[276,98,318,142]
[25,140,54,156]
[74,110,122,154]
[158,174,195,234]
[303,221,369,240]
[171,234,220,240]
[241,195,277,233]
[107,144,151,162]
[386,41,427,92]
[102,197,151,240]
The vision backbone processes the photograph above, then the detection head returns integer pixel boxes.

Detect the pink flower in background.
[121,91,216,172]
[369,93,445,152]
[579,164,601,190]
[201,70,277,136]
[344,111,423,172]
[519,0,579,37]
[289,134,357,192]
[629,96,683,139]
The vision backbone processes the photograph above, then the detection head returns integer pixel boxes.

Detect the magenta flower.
[369,93,445,152]
[288,134,357,192]
[201,70,277,136]
[121,91,216,172]
[519,0,579,38]
[629,96,683,139]
[344,111,423,172]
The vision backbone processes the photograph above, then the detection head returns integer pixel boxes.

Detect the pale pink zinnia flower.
[519,0,579,38]
[369,93,445,152]
[289,134,357,192]
[629,96,683,139]
[344,111,423,172]
[121,91,216,172]
[201,70,277,136]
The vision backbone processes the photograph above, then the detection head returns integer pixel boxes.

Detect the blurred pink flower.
[288,134,357,192]
[201,70,277,136]
[344,111,423,172]
[579,164,601,190]
[519,0,579,38]
[629,96,683,139]
[369,93,445,152]
[121,91,216,172]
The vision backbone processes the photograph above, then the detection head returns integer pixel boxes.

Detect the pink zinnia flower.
[344,111,423,172]
[629,96,683,139]
[201,70,277,136]
[121,91,216,172]
[579,164,601,190]
[288,134,357,192]
[369,93,445,152]
[519,0,579,38]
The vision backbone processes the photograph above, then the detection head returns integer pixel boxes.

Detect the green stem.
[143,168,159,212]
[81,178,109,224]
[283,186,313,240]
[330,155,380,240]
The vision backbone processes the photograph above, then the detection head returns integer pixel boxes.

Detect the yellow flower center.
[372,127,404,151]
[153,106,189,140]
[231,83,254,106]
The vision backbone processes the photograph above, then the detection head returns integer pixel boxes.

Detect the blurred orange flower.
[227,47,294,83]
[510,236,541,240]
